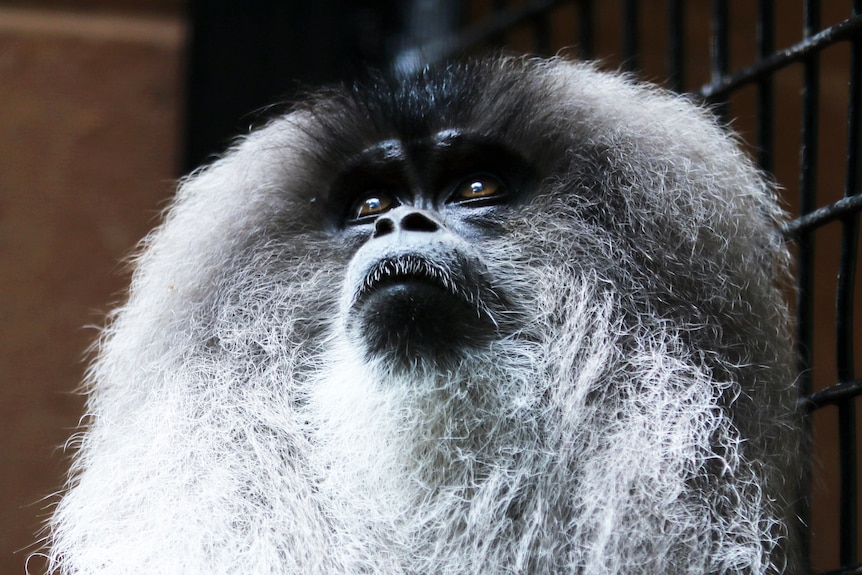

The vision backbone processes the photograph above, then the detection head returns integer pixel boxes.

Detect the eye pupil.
[454,175,502,202]
[351,191,395,222]
[364,197,382,211]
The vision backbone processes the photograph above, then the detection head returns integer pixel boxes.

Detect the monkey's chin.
[348,279,493,367]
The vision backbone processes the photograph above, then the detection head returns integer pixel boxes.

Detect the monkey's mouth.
[346,252,503,363]
[348,253,497,363]
[357,255,458,302]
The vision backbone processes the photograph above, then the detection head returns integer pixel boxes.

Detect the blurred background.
[1,1,860,573]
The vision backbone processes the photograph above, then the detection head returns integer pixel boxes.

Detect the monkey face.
[334,132,534,365]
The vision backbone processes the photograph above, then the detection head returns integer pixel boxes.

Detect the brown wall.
[0,5,184,573]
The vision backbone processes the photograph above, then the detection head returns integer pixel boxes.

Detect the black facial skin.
[333,131,535,366]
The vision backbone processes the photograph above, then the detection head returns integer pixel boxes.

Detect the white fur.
[39,57,803,574]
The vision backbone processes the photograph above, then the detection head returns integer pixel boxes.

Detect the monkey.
[40,55,805,574]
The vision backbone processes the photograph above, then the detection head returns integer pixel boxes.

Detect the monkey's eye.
[348,191,399,223]
[448,175,505,205]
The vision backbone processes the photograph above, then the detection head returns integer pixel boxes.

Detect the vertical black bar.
[755,0,774,172]
[796,0,819,398]
[836,1,862,565]
[796,7,821,569]
[533,11,551,55]
[667,0,685,91]
[622,0,639,71]
[710,0,729,118]
[489,0,509,45]
[577,0,595,60]
[795,10,819,569]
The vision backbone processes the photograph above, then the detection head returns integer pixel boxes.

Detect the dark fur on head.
[41,56,804,574]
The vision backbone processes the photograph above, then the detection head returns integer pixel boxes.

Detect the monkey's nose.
[372,207,440,238]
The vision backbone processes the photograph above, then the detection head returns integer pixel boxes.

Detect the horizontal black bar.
[781,194,862,239]
[802,378,862,411]
[700,14,862,100]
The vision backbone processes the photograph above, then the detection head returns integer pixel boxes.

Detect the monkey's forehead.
[252,56,718,176]
[297,57,576,163]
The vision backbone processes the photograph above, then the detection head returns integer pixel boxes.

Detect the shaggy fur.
[40,56,804,574]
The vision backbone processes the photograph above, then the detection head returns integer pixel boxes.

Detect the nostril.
[401,212,439,233]
[373,217,395,238]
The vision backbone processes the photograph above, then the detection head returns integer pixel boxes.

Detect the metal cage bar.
[622,0,639,71]
[797,0,821,399]
[710,0,730,120]
[756,0,775,172]
[577,0,594,60]
[666,0,685,91]
[836,1,862,564]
